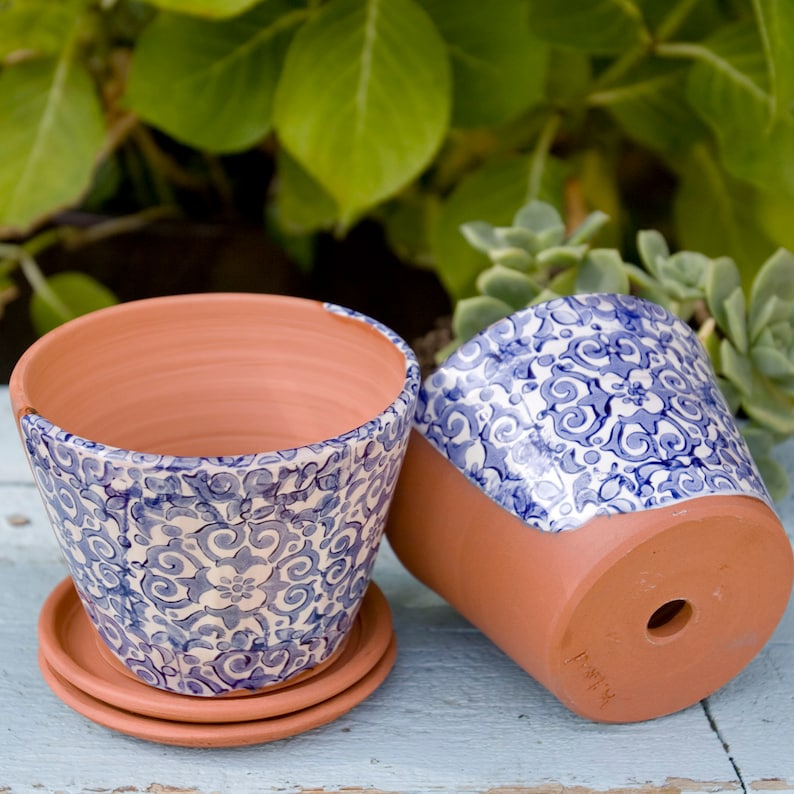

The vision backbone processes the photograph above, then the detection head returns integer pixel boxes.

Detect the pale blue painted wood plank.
[702,440,794,793]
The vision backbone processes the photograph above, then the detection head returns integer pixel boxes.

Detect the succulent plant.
[452,199,794,500]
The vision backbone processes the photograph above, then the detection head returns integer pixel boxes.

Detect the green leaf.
[575,248,629,294]
[127,1,302,154]
[705,255,742,332]
[672,144,778,284]
[274,0,451,225]
[636,229,669,278]
[751,343,794,379]
[476,265,539,308]
[30,271,117,335]
[749,247,794,336]
[0,0,82,58]
[272,147,337,234]
[686,20,794,197]
[754,454,788,502]
[0,57,105,235]
[593,61,709,154]
[566,210,610,245]
[528,0,649,54]
[432,154,568,299]
[723,285,749,354]
[419,0,547,128]
[452,294,514,343]
[743,377,794,435]
[720,338,753,395]
[140,0,264,18]
[513,200,565,242]
[751,0,794,119]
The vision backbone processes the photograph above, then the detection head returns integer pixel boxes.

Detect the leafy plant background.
[1,0,793,488]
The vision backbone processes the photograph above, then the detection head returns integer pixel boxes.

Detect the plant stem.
[588,0,700,94]
[526,112,562,201]
[0,243,73,323]
[655,0,702,42]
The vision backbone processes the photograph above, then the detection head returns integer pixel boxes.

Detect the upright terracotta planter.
[387,293,794,723]
[10,292,419,745]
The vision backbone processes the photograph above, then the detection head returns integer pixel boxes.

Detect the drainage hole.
[647,599,692,639]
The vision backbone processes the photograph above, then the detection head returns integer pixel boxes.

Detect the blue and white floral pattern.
[417,294,771,533]
[23,307,419,696]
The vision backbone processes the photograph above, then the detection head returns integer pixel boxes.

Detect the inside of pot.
[15,294,410,456]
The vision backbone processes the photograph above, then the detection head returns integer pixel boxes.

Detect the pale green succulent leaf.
[751,344,794,379]
[720,338,754,395]
[575,248,630,294]
[548,266,578,296]
[494,226,536,250]
[705,255,742,331]
[744,377,794,435]
[636,229,669,279]
[491,247,534,271]
[476,265,540,308]
[434,155,569,299]
[512,200,565,240]
[566,210,611,245]
[536,244,589,269]
[749,247,794,337]
[453,295,515,343]
[460,221,500,254]
[750,295,786,341]
[722,286,749,354]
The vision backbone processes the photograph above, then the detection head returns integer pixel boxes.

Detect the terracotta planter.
[10,293,419,742]
[386,293,794,723]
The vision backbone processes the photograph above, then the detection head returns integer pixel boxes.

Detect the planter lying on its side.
[387,293,794,723]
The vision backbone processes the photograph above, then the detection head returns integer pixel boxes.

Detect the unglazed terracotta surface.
[387,293,794,722]
[38,576,394,723]
[11,293,419,698]
[37,637,398,747]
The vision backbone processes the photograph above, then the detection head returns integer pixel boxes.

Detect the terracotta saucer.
[38,636,397,747]
[38,577,395,723]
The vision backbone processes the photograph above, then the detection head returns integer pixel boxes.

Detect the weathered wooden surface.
[0,385,792,794]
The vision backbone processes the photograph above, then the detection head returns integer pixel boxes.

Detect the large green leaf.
[141,0,264,18]
[30,271,118,335]
[432,154,568,299]
[419,0,547,128]
[592,61,709,154]
[0,0,82,58]
[273,0,451,225]
[272,148,338,234]
[0,57,105,235]
[127,1,303,153]
[528,0,648,54]
[752,0,794,118]
[672,144,777,284]
[687,19,794,196]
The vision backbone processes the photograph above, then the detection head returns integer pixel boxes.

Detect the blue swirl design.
[23,307,419,696]
[416,294,772,532]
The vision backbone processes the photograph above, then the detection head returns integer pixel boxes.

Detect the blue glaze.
[416,293,771,533]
